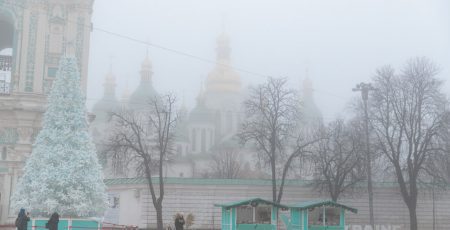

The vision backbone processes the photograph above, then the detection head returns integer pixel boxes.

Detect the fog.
[87,0,450,121]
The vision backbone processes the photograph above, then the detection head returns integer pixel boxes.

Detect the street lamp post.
[353,82,375,229]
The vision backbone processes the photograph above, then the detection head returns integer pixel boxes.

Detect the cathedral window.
[201,129,206,153]
[209,130,214,147]
[47,67,58,77]
[49,24,63,54]
[0,51,12,95]
[0,11,15,94]
[192,129,197,151]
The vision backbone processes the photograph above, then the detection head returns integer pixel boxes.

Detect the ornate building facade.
[0,0,94,224]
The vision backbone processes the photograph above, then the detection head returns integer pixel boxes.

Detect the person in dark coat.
[46,212,59,230]
[174,213,185,230]
[15,208,30,230]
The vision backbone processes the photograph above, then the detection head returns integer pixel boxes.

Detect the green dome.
[92,96,119,122]
[128,82,159,109]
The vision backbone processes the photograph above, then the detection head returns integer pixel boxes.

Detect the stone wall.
[104,178,450,230]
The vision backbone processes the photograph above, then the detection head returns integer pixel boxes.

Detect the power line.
[3,1,350,103]
[3,1,268,78]
[93,27,268,78]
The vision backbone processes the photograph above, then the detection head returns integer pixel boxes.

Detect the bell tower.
[0,0,94,224]
[0,0,94,94]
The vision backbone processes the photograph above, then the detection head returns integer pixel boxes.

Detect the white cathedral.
[89,32,323,179]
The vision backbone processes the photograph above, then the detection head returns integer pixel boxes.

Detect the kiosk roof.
[288,200,357,213]
[214,198,288,209]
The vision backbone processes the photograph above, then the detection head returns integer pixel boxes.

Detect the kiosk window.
[308,207,323,225]
[255,206,271,224]
[326,207,340,226]
[237,206,253,224]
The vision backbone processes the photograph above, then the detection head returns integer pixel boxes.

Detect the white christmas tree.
[12,56,108,216]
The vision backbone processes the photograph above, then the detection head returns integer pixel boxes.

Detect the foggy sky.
[87,0,450,122]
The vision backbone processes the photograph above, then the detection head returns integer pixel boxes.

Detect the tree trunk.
[331,190,338,202]
[271,159,277,202]
[407,203,418,230]
[156,202,164,230]
[331,196,338,202]
[270,129,277,203]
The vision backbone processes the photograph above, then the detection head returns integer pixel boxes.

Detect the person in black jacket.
[174,213,185,230]
[15,208,30,230]
[46,212,59,230]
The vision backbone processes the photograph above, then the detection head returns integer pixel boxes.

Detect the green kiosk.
[286,200,357,230]
[215,198,288,230]
[217,199,357,230]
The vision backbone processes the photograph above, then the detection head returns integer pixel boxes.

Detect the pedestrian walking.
[174,213,185,230]
[46,212,59,230]
[15,208,30,230]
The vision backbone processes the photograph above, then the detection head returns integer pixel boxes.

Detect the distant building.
[90,32,323,179]
[91,68,119,137]
[300,71,323,127]
[0,0,94,224]
[128,54,158,111]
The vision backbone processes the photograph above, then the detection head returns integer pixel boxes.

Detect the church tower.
[0,0,94,224]
[91,68,119,136]
[203,32,242,144]
[129,53,158,110]
[300,69,323,128]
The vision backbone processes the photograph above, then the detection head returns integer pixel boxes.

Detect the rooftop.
[288,200,358,213]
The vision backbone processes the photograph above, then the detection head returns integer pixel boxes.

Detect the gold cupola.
[205,32,241,94]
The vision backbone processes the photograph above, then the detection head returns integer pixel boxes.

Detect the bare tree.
[105,94,177,230]
[311,118,366,201]
[208,148,242,179]
[429,114,450,181]
[239,77,318,203]
[370,57,450,230]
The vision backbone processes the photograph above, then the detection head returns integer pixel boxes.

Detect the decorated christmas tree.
[12,55,107,216]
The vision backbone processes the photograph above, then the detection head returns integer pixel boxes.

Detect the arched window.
[191,129,197,151]
[0,11,14,95]
[201,129,206,153]
[215,111,221,135]
[1,146,6,160]
[209,129,214,147]
[226,111,233,132]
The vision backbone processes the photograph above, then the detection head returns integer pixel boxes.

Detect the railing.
[0,220,139,230]
[0,224,14,230]
[0,55,12,95]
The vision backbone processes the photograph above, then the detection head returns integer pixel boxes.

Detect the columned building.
[202,32,242,143]
[0,0,94,224]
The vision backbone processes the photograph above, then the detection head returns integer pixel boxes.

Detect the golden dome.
[206,65,241,93]
[205,32,241,93]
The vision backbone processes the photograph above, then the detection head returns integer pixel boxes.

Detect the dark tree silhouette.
[106,94,177,230]
[311,118,366,201]
[370,57,450,230]
[239,77,319,203]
